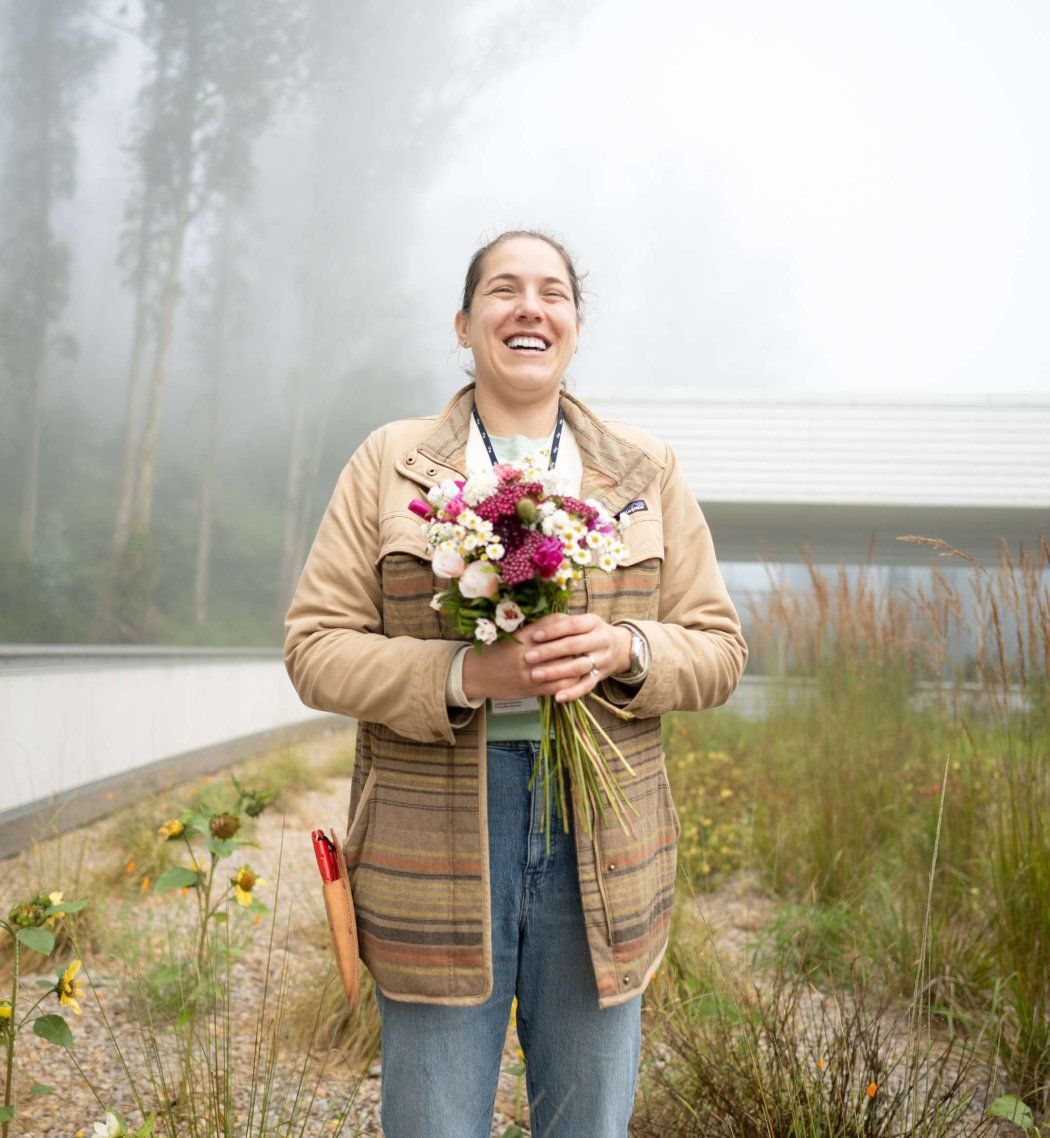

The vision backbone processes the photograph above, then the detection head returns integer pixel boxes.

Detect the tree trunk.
[122,3,203,632]
[16,0,55,562]
[194,215,234,626]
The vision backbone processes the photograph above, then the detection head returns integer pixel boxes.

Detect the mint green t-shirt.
[485,433,555,742]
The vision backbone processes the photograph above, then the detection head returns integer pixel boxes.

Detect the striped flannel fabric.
[339,525,680,1008]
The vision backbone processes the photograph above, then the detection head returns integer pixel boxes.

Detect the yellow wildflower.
[232,865,266,906]
[125,860,136,874]
[866,1081,877,1097]
[57,958,86,1015]
[0,1000,12,1021]
[158,818,184,840]
[140,876,151,892]
[818,1057,826,1070]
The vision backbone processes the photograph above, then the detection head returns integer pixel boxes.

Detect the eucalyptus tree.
[276,0,587,626]
[0,0,109,561]
[105,0,305,638]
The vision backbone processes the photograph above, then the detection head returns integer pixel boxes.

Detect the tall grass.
[666,535,1049,1118]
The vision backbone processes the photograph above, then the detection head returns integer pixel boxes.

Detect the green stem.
[3,939,19,1138]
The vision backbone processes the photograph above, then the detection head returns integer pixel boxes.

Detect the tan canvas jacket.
[284,381,748,1008]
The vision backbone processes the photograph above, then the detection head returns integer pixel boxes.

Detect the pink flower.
[432,548,466,579]
[459,560,500,599]
[408,498,432,519]
[474,618,498,644]
[493,462,518,479]
[532,536,565,579]
[446,496,465,519]
[494,599,525,632]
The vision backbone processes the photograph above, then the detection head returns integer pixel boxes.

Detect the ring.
[584,654,599,679]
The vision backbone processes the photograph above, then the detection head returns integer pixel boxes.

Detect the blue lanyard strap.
[471,402,564,471]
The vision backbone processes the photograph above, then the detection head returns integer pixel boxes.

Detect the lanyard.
[471,402,564,471]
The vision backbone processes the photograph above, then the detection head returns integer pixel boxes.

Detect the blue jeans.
[373,739,643,1137]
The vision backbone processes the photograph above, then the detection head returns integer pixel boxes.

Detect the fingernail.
[533,631,546,641]
[525,650,539,662]
[534,670,545,680]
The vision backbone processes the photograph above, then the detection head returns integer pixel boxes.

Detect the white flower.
[485,542,505,560]
[94,1113,123,1138]
[429,592,447,612]
[462,471,498,507]
[598,551,617,572]
[474,618,498,644]
[462,534,479,552]
[570,547,592,566]
[494,599,525,632]
[539,469,567,496]
[539,501,556,516]
[459,560,501,599]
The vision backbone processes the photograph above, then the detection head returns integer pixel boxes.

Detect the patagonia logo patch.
[620,499,648,517]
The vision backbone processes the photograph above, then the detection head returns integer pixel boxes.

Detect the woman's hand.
[461,613,633,704]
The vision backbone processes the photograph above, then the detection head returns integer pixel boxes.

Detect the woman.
[284,229,748,1137]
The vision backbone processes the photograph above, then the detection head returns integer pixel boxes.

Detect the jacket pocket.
[587,516,664,624]
[343,764,378,887]
[376,512,450,639]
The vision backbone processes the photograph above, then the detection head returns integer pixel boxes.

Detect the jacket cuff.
[446,643,486,709]
[415,640,482,743]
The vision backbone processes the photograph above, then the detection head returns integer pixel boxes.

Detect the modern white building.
[588,392,1050,568]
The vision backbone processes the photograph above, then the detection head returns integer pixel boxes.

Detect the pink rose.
[446,495,465,519]
[432,548,466,579]
[459,560,500,599]
[532,536,565,579]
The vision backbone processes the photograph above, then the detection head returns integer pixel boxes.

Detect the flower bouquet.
[408,449,641,852]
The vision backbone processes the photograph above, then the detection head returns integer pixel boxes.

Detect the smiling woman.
[282,226,748,1138]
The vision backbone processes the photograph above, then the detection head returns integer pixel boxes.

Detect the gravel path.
[1,725,1002,1136]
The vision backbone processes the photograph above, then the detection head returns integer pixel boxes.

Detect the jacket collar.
[397,381,663,517]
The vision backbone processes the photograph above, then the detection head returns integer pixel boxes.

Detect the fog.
[1,0,1045,646]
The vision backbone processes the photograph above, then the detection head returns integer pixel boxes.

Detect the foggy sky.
[59,0,1049,426]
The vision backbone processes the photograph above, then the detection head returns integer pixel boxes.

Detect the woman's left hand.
[521,613,633,704]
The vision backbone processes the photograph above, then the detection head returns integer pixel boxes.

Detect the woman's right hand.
[461,617,579,702]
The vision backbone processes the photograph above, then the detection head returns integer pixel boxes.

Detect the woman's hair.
[458,229,588,389]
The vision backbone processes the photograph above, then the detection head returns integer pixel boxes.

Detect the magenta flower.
[408,498,432,519]
[533,536,564,579]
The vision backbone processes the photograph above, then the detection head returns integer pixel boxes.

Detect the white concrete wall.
[0,648,326,814]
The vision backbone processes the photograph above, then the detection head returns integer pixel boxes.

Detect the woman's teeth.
[505,336,548,352]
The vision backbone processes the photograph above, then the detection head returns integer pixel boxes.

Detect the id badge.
[489,697,541,715]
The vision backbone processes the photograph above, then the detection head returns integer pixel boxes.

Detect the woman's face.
[455,237,580,400]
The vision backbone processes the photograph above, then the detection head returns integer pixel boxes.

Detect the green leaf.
[247,899,269,916]
[181,810,211,834]
[204,836,239,859]
[212,911,229,922]
[134,1116,157,1138]
[45,899,87,915]
[29,1084,55,1096]
[16,926,55,955]
[0,1105,14,1122]
[33,1014,73,1049]
[500,1125,526,1137]
[153,867,200,893]
[986,1096,1035,1129]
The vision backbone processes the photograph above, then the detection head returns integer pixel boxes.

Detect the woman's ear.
[454,310,468,346]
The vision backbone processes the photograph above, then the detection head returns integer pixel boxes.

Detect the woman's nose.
[516,290,543,318]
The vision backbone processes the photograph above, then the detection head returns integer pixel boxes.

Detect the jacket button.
[607,862,616,871]
[406,455,415,464]
[622,974,631,984]
[426,467,437,476]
